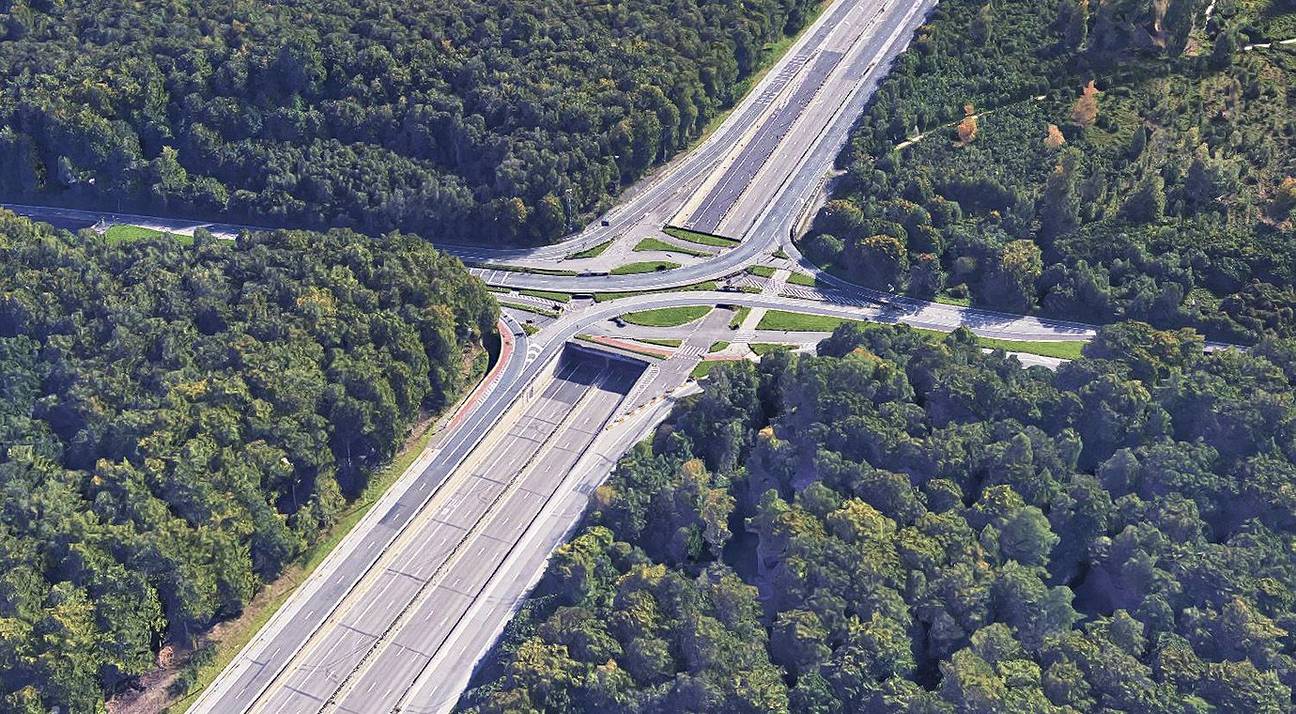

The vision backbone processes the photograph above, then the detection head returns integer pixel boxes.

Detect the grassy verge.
[709,341,731,353]
[663,226,739,248]
[756,310,1087,359]
[521,323,540,336]
[728,306,752,329]
[591,281,717,302]
[746,265,777,278]
[751,343,797,356]
[757,310,858,332]
[105,224,194,245]
[638,337,684,348]
[519,289,572,303]
[169,348,490,712]
[788,272,817,287]
[935,292,972,307]
[609,260,680,275]
[620,306,712,327]
[690,361,726,380]
[977,337,1085,360]
[565,240,612,260]
[499,301,560,319]
[633,237,709,257]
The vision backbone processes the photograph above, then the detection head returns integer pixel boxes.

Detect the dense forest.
[801,0,1296,344]
[462,322,1296,712]
[0,0,818,244]
[0,211,496,711]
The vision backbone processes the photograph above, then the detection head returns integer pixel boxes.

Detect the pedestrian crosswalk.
[778,284,877,309]
[673,344,707,359]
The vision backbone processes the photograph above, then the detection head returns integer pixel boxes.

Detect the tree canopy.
[802,0,1296,344]
[0,211,495,710]
[0,0,819,244]
[462,322,1296,713]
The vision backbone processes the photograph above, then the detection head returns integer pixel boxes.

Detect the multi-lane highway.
[5,0,1133,711]
[6,0,936,291]
[248,354,641,714]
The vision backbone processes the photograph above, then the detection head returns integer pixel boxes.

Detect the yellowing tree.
[1045,123,1067,149]
[1071,81,1099,127]
[957,104,978,144]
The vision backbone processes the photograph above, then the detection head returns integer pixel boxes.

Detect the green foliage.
[462,321,1296,713]
[0,0,821,246]
[0,211,493,710]
[804,0,1296,343]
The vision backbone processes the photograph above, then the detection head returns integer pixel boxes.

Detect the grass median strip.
[788,272,817,287]
[746,265,776,278]
[633,237,710,257]
[480,263,579,276]
[609,260,680,275]
[620,306,712,327]
[565,239,612,260]
[756,310,858,332]
[728,306,751,329]
[518,289,572,303]
[663,225,739,248]
[709,341,730,353]
[638,337,684,348]
[592,281,717,302]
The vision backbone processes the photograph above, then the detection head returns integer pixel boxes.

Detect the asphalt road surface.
[187,316,531,712]
[237,353,640,714]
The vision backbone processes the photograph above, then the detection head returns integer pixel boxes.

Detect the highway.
[3,0,935,292]
[190,280,1094,713]
[6,0,1132,711]
[251,354,641,714]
